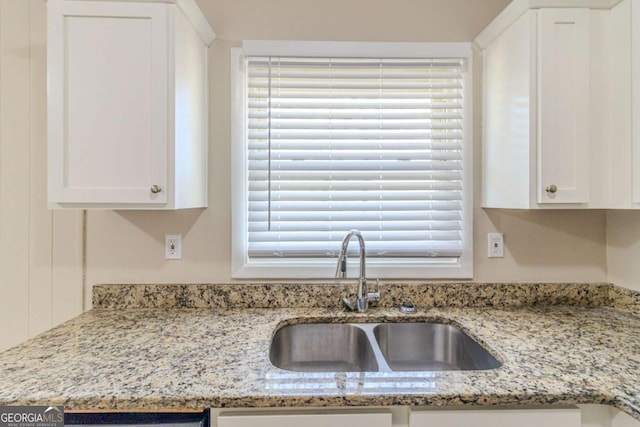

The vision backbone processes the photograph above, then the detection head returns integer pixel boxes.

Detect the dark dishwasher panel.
[65,410,209,427]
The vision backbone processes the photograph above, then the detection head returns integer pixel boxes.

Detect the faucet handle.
[335,254,348,278]
[367,278,380,302]
[339,257,347,275]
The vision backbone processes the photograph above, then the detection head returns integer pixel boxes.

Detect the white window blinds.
[245,56,465,259]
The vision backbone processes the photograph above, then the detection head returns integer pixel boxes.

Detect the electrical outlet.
[488,233,504,258]
[165,234,182,260]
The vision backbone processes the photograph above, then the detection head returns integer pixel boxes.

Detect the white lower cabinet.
[409,407,581,427]
[214,407,585,427]
[217,411,392,427]
[613,409,640,427]
[213,406,640,427]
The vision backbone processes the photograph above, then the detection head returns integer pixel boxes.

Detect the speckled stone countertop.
[1,283,640,419]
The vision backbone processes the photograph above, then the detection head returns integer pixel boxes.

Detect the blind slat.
[248,200,462,212]
[249,190,462,202]
[248,140,461,150]
[248,119,461,130]
[248,241,463,258]
[248,130,462,140]
[249,230,461,242]
[249,151,461,162]
[248,82,462,90]
[249,210,462,222]
[248,100,462,109]
[247,58,463,67]
[249,220,461,232]
[248,71,462,79]
[249,170,463,181]
[249,110,461,120]
[249,160,462,171]
[249,91,463,100]
[249,180,462,191]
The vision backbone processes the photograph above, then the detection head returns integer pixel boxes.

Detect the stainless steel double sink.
[269,322,502,372]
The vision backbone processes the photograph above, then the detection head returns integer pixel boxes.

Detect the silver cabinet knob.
[545,185,558,194]
[150,185,162,194]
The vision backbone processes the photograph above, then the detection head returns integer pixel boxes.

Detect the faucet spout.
[336,230,373,312]
[336,230,366,276]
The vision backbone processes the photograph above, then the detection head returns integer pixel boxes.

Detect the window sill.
[232,258,472,280]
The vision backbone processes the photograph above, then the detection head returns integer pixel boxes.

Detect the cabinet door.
[410,407,581,427]
[537,9,590,204]
[47,0,168,205]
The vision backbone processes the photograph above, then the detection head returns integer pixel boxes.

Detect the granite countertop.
[1,283,640,419]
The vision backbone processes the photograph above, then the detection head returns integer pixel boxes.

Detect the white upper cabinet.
[477,5,594,209]
[537,9,590,205]
[476,0,631,209]
[47,0,215,209]
[602,0,634,208]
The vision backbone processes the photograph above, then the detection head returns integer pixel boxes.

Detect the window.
[232,42,472,279]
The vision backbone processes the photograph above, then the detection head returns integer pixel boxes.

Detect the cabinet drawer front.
[218,412,392,427]
[410,407,581,427]
[48,1,168,205]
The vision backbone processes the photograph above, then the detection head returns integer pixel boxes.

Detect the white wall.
[0,0,83,352]
[606,211,640,291]
[196,0,512,42]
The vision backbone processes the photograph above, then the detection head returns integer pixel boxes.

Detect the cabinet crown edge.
[474,0,622,48]
[48,0,216,45]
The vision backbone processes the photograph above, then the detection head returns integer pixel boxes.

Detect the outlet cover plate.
[165,234,182,260]
[488,233,504,258]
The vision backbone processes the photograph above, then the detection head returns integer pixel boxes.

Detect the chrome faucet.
[335,230,380,312]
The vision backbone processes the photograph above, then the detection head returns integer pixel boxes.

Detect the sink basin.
[269,323,379,372]
[270,321,502,373]
[373,322,502,371]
